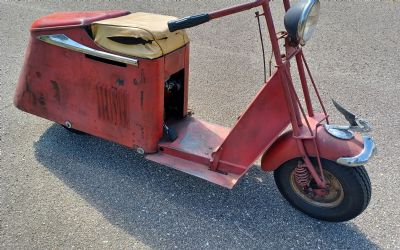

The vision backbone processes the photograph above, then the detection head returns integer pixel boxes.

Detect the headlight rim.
[297,0,320,45]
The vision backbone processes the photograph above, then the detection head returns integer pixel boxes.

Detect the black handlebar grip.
[168,13,210,32]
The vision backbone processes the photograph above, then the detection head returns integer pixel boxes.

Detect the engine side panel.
[14,26,188,152]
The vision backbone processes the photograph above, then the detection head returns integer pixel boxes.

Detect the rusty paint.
[146,152,242,189]
[210,69,290,173]
[158,117,230,168]
[140,91,144,109]
[14,19,187,152]
[135,123,145,140]
[133,70,146,86]
[50,80,61,103]
[116,78,124,86]
[23,77,37,106]
[38,94,46,106]
[96,85,128,127]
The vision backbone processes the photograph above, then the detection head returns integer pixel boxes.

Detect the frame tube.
[296,53,314,117]
[209,0,266,19]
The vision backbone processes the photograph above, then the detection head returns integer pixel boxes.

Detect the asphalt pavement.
[1,0,399,249]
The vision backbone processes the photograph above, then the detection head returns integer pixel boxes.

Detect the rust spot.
[96,85,128,127]
[38,94,46,106]
[23,77,37,106]
[116,78,124,86]
[50,80,61,103]
[25,80,31,92]
[35,72,42,78]
[135,123,145,140]
[140,91,144,109]
[141,70,146,84]
[133,70,146,86]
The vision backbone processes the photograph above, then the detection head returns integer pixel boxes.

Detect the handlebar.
[168,13,210,32]
[167,0,267,32]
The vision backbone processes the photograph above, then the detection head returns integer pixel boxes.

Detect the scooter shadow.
[34,124,378,249]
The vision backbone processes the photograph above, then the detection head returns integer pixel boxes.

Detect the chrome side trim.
[337,135,376,167]
[37,34,138,66]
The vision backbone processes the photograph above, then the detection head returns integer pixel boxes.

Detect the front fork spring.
[295,161,311,188]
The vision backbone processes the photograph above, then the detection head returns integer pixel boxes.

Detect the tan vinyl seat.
[91,12,189,59]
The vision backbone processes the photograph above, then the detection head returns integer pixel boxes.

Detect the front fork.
[297,138,327,189]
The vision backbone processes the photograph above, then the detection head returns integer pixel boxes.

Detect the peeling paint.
[22,76,37,106]
[133,70,146,85]
[38,94,46,106]
[140,91,144,110]
[116,78,124,86]
[50,80,61,103]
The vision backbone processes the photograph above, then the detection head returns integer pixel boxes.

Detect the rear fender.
[261,126,365,171]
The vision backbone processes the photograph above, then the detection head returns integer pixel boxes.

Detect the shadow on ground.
[34,124,378,249]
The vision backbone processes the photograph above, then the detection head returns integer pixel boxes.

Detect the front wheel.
[274,158,371,222]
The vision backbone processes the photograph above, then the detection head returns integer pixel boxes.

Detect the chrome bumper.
[336,135,376,167]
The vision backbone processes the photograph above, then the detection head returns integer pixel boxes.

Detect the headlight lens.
[284,0,320,46]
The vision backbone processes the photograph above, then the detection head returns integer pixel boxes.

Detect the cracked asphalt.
[1,0,399,249]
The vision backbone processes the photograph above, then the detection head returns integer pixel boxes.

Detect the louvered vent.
[96,86,128,127]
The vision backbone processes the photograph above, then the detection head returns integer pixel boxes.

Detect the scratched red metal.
[14,12,189,153]
[159,117,231,165]
[213,69,291,175]
[146,153,241,189]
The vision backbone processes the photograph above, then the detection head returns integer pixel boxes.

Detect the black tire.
[61,125,87,135]
[274,158,371,222]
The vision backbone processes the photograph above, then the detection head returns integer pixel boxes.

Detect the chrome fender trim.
[37,34,138,66]
[337,135,376,167]
[324,124,354,140]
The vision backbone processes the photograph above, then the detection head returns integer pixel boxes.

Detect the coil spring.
[295,162,311,188]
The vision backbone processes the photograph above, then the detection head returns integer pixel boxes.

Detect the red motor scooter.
[14,0,376,222]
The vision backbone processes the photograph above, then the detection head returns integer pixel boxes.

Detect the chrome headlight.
[284,0,320,46]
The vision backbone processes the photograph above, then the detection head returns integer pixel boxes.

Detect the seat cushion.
[91,12,189,59]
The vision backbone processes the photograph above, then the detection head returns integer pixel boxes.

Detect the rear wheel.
[274,158,371,222]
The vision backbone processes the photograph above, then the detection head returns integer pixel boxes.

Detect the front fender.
[261,126,370,171]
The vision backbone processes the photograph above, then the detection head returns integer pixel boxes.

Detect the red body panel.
[14,12,189,153]
[212,69,290,174]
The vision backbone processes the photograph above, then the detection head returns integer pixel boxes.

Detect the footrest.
[146,153,241,189]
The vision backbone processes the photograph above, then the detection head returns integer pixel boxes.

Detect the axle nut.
[65,121,72,129]
[136,148,145,155]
